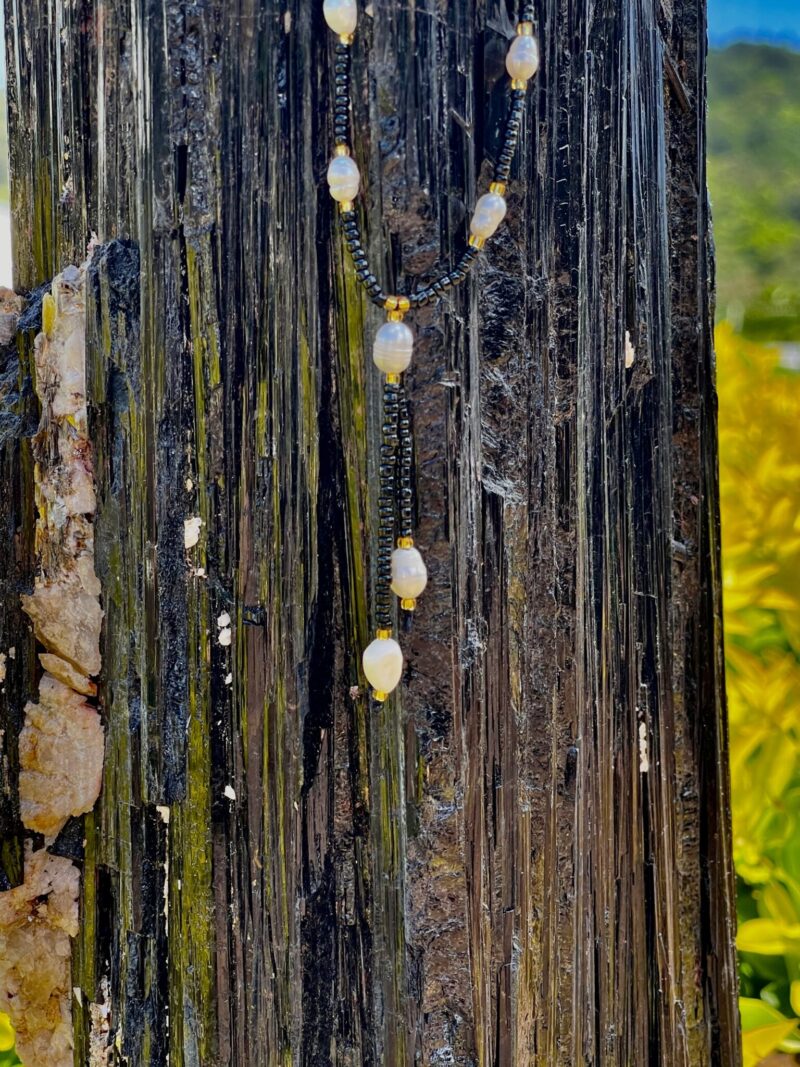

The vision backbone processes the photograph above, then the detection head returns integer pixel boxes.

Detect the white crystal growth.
[391,547,428,600]
[362,636,403,694]
[323,0,358,36]
[327,154,360,202]
[506,34,539,81]
[470,192,507,239]
[373,320,414,373]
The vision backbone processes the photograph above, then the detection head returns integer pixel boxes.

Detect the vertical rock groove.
[0,0,740,1064]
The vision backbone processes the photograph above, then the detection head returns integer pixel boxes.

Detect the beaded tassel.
[323,0,539,700]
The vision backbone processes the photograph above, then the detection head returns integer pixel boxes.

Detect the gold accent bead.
[387,309,405,322]
[334,144,350,157]
[517,21,534,35]
[511,78,528,91]
[397,536,414,549]
[489,181,507,195]
[384,295,410,315]
[339,200,354,213]
[373,690,388,702]
[468,234,486,249]
[339,32,354,44]
[400,598,417,612]
[386,372,401,384]
[376,628,391,640]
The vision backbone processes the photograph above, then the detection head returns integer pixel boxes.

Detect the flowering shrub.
[717,324,800,1064]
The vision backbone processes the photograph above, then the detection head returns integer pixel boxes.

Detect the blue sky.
[709,0,800,46]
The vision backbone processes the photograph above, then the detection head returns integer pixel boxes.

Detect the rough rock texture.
[19,674,104,836]
[0,287,25,346]
[8,266,105,1053]
[20,267,103,677]
[22,583,102,677]
[39,652,97,697]
[0,846,79,1067]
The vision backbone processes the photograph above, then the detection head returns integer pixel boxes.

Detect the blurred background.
[708,3,800,1065]
[0,3,797,1065]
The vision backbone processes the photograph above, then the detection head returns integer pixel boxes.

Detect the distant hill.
[708,44,800,339]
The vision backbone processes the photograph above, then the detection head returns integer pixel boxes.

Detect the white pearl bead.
[323,0,357,36]
[470,192,507,240]
[391,547,428,600]
[506,35,539,81]
[362,637,403,694]
[373,321,414,374]
[327,155,360,202]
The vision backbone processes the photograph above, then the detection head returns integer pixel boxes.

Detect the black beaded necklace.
[323,0,539,701]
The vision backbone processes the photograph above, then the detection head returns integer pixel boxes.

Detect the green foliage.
[708,44,800,340]
[717,324,800,1062]
[0,1014,19,1066]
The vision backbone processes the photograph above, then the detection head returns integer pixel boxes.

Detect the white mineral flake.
[638,721,650,773]
[218,627,232,647]
[625,330,636,369]
[183,516,204,548]
[224,785,236,801]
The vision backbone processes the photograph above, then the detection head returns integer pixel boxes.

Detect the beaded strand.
[324,0,539,700]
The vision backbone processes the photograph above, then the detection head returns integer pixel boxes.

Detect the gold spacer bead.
[400,598,417,612]
[468,234,486,249]
[397,296,411,312]
[376,628,391,640]
[489,181,507,195]
[397,536,414,549]
[511,78,528,91]
[386,372,401,384]
[384,295,399,311]
[373,690,388,702]
[339,200,354,213]
[334,144,350,157]
[517,21,534,35]
[339,32,354,44]
[387,309,405,322]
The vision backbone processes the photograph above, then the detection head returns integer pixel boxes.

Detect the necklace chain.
[323,0,540,701]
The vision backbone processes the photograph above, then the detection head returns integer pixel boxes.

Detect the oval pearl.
[506,35,539,81]
[323,0,358,36]
[391,547,428,600]
[327,155,360,202]
[470,193,507,240]
[373,321,414,374]
[362,637,403,694]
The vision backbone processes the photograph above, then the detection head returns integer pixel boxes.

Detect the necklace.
[323,0,539,702]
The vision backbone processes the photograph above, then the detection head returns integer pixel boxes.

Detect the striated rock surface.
[19,674,104,836]
[0,846,79,1067]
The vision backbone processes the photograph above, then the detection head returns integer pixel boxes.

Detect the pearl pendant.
[391,546,428,601]
[327,155,360,202]
[323,0,358,36]
[470,192,507,240]
[506,34,539,81]
[373,320,414,374]
[362,636,403,698]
